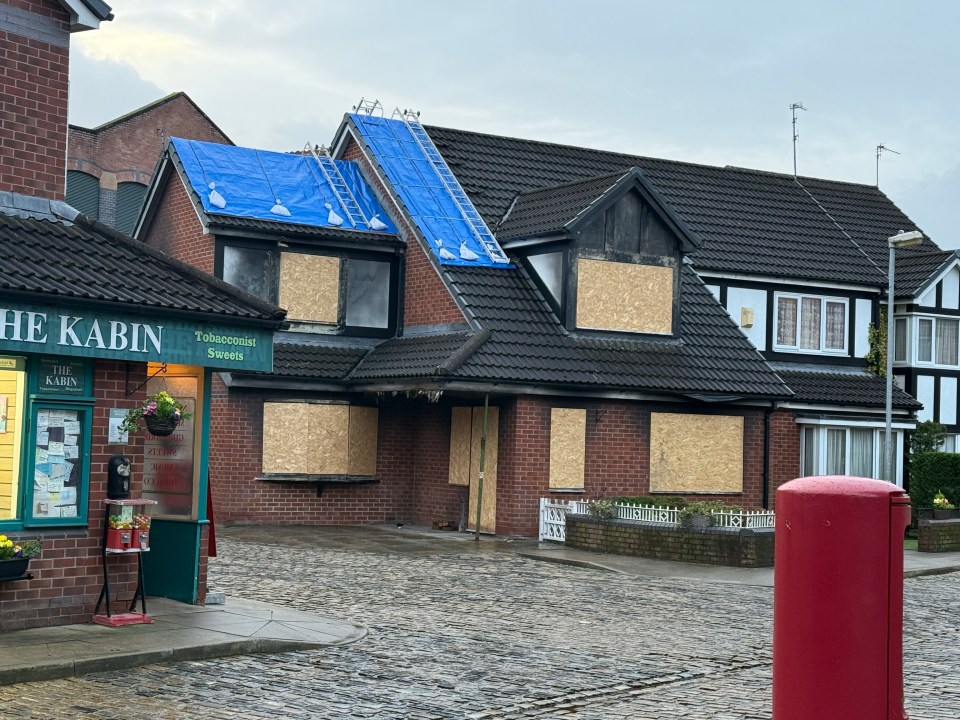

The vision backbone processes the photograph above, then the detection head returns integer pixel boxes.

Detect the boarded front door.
[467,406,498,534]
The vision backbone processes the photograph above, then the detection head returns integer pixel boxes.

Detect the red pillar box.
[772,476,911,720]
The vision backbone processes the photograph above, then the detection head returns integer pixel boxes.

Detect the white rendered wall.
[917,375,935,422]
[854,298,872,360]
[919,286,936,308]
[726,286,767,351]
[942,269,960,310]
[941,377,958,425]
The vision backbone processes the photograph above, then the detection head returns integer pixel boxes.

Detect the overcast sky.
[70,1,960,249]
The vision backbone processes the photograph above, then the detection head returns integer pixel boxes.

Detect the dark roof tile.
[776,368,921,410]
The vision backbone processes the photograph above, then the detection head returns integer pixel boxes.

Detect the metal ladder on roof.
[306,143,369,229]
[396,108,509,264]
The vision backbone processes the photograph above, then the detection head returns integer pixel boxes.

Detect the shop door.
[0,363,25,521]
[467,406,498,534]
[139,369,205,603]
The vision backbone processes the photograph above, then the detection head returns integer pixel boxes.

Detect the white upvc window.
[914,315,959,367]
[893,317,908,363]
[775,293,848,354]
[800,425,903,486]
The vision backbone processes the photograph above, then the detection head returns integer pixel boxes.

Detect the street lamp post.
[885,230,924,484]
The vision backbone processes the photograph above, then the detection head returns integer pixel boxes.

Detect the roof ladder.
[396,109,510,264]
[306,143,369,229]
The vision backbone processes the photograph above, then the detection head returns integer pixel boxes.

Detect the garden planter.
[933,509,953,520]
[686,514,713,531]
[0,557,30,580]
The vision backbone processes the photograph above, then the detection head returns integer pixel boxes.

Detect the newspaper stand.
[93,498,157,627]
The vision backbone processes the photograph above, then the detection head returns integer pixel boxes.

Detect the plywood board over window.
[278,252,340,323]
[649,413,743,493]
[576,259,673,334]
[549,408,586,490]
[262,402,378,476]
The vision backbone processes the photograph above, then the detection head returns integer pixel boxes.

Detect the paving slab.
[0,595,365,686]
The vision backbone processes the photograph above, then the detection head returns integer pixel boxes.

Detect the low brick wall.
[565,515,775,568]
[918,518,960,552]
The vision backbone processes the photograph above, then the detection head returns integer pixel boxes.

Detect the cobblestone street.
[0,526,957,719]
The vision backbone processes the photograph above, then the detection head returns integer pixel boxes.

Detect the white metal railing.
[615,504,681,524]
[711,509,776,529]
[538,498,775,541]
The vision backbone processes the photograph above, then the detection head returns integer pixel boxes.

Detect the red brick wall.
[0,0,70,199]
[768,408,801,510]
[68,94,230,185]
[0,360,147,631]
[208,377,419,525]
[496,396,770,537]
[142,173,214,274]
[341,135,465,328]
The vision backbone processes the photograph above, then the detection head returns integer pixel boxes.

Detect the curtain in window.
[800,297,821,350]
[826,429,846,475]
[850,429,874,478]
[894,318,907,362]
[825,301,845,350]
[802,427,819,476]
[777,297,798,346]
[936,319,959,365]
[919,319,933,362]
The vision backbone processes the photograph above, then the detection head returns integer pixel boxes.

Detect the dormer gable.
[498,167,700,337]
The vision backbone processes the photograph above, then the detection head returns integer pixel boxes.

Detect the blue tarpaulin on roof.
[349,113,509,268]
[170,137,395,233]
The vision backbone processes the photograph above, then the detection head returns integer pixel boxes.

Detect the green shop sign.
[0,302,273,372]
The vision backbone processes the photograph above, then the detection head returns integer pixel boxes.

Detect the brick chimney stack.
[0,1,112,200]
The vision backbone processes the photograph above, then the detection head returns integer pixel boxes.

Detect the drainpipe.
[474,393,490,542]
[763,404,774,510]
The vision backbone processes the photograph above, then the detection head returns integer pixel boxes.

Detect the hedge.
[909,452,960,508]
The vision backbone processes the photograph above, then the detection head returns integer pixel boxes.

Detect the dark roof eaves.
[899,251,960,300]
[72,213,287,325]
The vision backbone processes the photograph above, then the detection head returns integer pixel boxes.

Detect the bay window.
[775,293,847,354]
[914,315,959,366]
[800,424,903,485]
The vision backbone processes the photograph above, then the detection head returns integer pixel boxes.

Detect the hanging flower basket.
[144,414,179,437]
[0,537,41,579]
[120,391,192,437]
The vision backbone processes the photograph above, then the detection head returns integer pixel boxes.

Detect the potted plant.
[679,501,723,530]
[121,390,192,437]
[932,491,955,520]
[0,537,41,580]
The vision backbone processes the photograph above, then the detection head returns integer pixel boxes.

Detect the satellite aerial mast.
[790,102,807,177]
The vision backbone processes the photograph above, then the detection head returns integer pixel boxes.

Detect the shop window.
[0,360,26,521]
[66,170,100,219]
[116,181,147,235]
[775,293,848,354]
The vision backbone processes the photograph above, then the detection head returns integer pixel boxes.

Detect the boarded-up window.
[576,259,673,334]
[549,408,586,489]
[448,406,499,534]
[262,402,377,476]
[649,413,743,493]
[278,252,340,323]
[66,170,100,219]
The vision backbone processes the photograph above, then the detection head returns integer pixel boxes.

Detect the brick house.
[67,92,231,234]
[0,0,286,630]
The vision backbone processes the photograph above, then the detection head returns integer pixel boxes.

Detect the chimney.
[0,1,112,200]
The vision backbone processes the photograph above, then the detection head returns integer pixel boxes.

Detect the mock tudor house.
[0,0,287,630]
[129,103,934,538]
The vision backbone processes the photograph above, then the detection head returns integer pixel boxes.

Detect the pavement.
[1,524,958,688]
